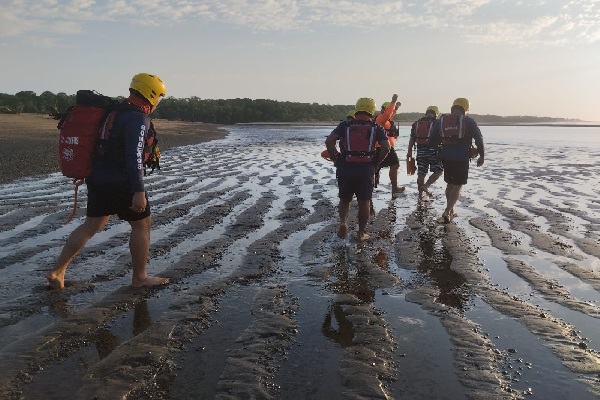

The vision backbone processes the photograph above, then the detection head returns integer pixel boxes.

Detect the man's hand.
[130,192,147,213]
[392,94,398,103]
[477,156,484,167]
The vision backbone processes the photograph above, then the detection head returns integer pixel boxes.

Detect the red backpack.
[439,114,466,144]
[58,90,120,180]
[341,121,377,163]
[414,117,435,145]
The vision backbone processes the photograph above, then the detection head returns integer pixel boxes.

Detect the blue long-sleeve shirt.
[88,109,149,192]
[430,115,484,161]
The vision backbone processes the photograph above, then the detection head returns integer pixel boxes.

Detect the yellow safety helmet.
[381,101,391,109]
[130,73,166,106]
[355,98,377,116]
[425,106,439,117]
[452,98,470,113]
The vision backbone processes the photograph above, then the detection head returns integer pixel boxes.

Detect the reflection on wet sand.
[94,300,153,360]
[412,203,472,311]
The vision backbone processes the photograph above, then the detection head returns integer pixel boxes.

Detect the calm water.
[229,123,600,149]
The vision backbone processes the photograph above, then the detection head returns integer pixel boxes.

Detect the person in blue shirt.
[47,73,169,289]
[325,97,390,242]
[430,98,484,223]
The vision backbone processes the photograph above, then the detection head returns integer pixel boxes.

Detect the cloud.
[1,0,599,46]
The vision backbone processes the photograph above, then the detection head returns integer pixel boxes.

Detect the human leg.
[129,216,168,287]
[443,184,462,221]
[417,173,426,198]
[357,199,371,242]
[389,163,405,193]
[439,160,468,222]
[47,216,110,289]
[423,170,442,195]
[337,199,351,238]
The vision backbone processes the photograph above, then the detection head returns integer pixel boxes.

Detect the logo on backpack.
[440,114,466,144]
[341,121,376,163]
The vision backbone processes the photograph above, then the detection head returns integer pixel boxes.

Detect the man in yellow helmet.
[47,73,169,289]
[325,97,390,242]
[375,94,404,194]
[429,98,484,223]
[407,106,443,200]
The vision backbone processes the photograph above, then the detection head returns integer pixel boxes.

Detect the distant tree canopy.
[0,91,576,124]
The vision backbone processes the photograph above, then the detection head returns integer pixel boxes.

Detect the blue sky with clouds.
[1,0,599,121]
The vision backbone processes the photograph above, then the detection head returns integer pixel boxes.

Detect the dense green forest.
[0,90,577,125]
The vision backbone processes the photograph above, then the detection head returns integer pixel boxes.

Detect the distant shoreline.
[235,121,600,128]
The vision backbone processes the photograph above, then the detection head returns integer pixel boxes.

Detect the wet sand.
[1,119,600,399]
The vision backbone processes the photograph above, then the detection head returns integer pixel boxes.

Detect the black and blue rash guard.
[88,108,149,193]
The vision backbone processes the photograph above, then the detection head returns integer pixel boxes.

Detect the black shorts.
[337,168,375,201]
[442,160,470,185]
[86,181,150,221]
[377,146,399,168]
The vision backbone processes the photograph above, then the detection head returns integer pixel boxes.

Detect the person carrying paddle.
[407,106,443,200]
[47,73,170,289]
[429,98,484,223]
[374,94,404,194]
[325,97,390,242]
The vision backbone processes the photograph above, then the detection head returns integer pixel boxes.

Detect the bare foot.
[132,275,169,288]
[392,186,406,194]
[422,185,432,197]
[437,214,451,224]
[46,271,65,290]
[337,223,348,239]
[357,232,371,242]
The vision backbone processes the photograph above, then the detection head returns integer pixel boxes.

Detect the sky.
[1,0,599,121]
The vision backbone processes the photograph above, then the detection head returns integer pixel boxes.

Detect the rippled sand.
[1,121,600,399]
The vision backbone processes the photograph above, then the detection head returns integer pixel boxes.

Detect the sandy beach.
[0,114,227,184]
[1,117,600,399]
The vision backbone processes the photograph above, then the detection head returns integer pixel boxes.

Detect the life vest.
[341,121,377,164]
[144,122,158,163]
[414,117,435,145]
[440,114,466,145]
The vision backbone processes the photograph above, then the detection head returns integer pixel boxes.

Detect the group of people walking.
[46,73,485,290]
[326,95,485,242]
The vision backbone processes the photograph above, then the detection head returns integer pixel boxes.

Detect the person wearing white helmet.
[429,98,484,223]
[325,97,390,242]
[47,73,170,289]
[407,106,443,200]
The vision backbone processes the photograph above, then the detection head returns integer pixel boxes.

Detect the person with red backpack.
[429,98,485,223]
[407,106,443,200]
[325,97,390,242]
[47,73,169,289]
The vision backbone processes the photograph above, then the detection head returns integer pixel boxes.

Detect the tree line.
[0,91,574,125]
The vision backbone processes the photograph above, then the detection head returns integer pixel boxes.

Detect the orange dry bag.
[406,157,416,175]
[321,149,334,161]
